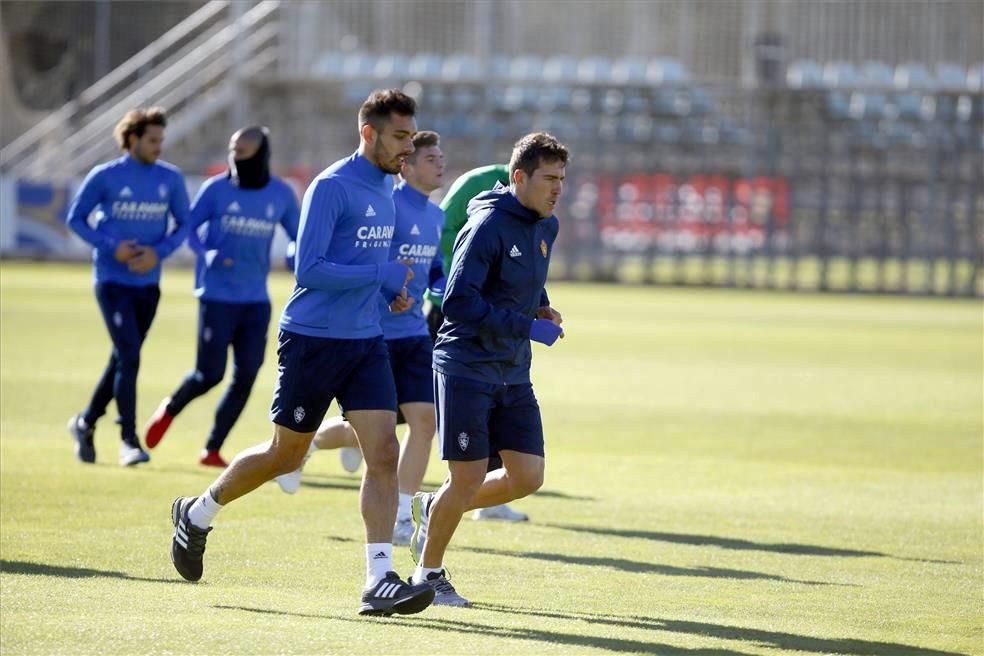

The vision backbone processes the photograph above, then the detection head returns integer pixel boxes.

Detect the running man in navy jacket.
[143,127,299,467]
[66,107,192,467]
[167,90,435,617]
[408,133,569,605]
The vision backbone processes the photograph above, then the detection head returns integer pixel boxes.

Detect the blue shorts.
[387,335,435,406]
[433,371,544,462]
[195,300,270,381]
[270,330,397,433]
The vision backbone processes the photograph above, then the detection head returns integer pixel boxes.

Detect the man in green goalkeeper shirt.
[424,163,529,523]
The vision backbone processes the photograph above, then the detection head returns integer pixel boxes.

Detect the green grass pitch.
[1,261,981,655]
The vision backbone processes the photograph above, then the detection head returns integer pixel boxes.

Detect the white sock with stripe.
[188,489,223,529]
[365,543,393,588]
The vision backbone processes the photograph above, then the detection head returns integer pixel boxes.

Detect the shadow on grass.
[472,603,970,656]
[294,477,361,493]
[295,474,587,500]
[546,524,961,564]
[456,545,846,586]
[1,559,176,584]
[532,488,596,501]
[213,604,754,655]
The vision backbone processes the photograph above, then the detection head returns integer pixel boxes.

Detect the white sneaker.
[409,491,433,565]
[393,517,414,546]
[275,453,311,495]
[339,447,363,473]
[118,442,150,466]
[472,504,529,522]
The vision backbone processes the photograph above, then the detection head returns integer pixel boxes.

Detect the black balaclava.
[229,126,271,189]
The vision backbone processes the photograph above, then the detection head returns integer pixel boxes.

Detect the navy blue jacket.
[433,188,555,385]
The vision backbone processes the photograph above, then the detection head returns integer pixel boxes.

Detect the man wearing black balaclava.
[143,127,300,467]
[229,126,271,189]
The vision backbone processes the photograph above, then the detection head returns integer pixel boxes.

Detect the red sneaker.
[199,450,228,468]
[144,398,174,449]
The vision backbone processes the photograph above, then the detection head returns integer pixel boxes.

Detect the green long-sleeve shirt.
[437,164,510,274]
[425,164,510,308]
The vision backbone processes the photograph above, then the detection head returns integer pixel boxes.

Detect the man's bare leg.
[313,415,358,449]
[345,410,400,545]
[396,402,436,522]
[169,424,314,582]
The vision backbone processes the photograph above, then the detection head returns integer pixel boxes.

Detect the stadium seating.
[306,50,976,159]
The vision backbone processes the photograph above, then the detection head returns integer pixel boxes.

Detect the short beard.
[374,141,400,174]
[133,147,157,165]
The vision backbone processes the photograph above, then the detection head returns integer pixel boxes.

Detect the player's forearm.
[296,260,383,291]
[67,215,117,250]
[442,294,531,338]
[153,219,194,259]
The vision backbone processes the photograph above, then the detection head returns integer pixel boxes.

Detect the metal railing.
[1,0,281,180]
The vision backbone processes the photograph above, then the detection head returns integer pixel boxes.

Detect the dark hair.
[508,132,569,179]
[406,130,440,163]
[358,89,417,132]
[114,107,167,150]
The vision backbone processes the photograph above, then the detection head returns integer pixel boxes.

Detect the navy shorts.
[387,335,435,405]
[433,371,544,462]
[270,330,397,433]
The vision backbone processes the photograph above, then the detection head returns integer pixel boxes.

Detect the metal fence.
[2,0,982,295]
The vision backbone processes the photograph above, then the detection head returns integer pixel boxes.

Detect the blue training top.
[187,174,300,304]
[66,154,191,287]
[378,181,444,340]
[280,151,404,339]
[433,188,556,385]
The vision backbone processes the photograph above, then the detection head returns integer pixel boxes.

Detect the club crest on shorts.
[457,432,470,451]
[293,406,305,424]
[540,239,548,257]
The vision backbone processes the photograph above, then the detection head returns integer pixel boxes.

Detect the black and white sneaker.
[68,414,95,464]
[170,496,212,582]
[358,571,435,616]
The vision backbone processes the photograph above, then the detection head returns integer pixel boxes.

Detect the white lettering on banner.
[111,201,169,221]
[220,214,276,237]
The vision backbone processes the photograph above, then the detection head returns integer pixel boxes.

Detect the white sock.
[365,543,392,587]
[412,565,443,584]
[188,489,223,529]
[397,493,413,521]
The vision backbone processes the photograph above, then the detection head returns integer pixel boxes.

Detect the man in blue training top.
[168,89,435,617]
[408,133,569,606]
[143,126,300,467]
[275,131,447,548]
[66,107,192,467]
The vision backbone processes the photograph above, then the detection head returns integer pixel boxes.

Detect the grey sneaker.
[418,569,469,607]
[393,517,414,546]
[68,414,95,464]
[472,503,529,522]
[119,442,150,466]
[409,491,433,565]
